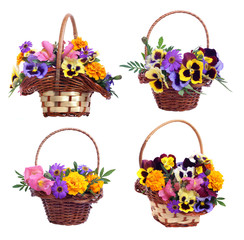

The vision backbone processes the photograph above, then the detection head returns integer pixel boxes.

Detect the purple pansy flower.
[23,61,48,79]
[169,72,190,91]
[49,163,65,179]
[167,200,180,214]
[78,165,92,175]
[161,49,182,73]
[194,196,214,213]
[51,178,68,199]
[19,41,32,53]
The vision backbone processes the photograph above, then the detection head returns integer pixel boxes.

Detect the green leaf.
[178,89,185,96]
[217,200,226,207]
[73,161,78,171]
[100,167,104,177]
[141,52,145,60]
[103,169,116,177]
[65,168,70,177]
[13,184,23,188]
[157,36,164,48]
[217,197,225,200]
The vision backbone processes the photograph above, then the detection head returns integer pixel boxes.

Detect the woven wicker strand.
[136,120,206,227]
[32,128,102,225]
[20,13,111,117]
[139,10,212,111]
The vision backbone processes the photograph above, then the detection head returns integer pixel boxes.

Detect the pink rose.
[24,166,44,184]
[158,180,176,201]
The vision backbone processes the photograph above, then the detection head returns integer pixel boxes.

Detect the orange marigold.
[71,37,88,50]
[207,170,224,192]
[85,62,106,80]
[17,52,24,65]
[145,170,165,192]
[86,174,104,193]
[205,163,215,171]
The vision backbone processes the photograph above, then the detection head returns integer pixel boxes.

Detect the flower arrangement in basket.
[135,120,225,227]
[13,128,115,225]
[121,11,229,111]
[10,13,121,117]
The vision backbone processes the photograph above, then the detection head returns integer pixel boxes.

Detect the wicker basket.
[135,120,208,227]
[32,128,103,225]
[20,14,111,117]
[139,11,212,111]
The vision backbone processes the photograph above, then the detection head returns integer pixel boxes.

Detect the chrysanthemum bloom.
[167,200,180,214]
[61,57,85,78]
[86,174,104,193]
[179,53,203,84]
[161,154,175,170]
[151,49,166,62]
[145,170,165,191]
[79,46,95,63]
[71,37,88,50]
[51,179,68,199]
[178,188,198,213]
[161,49,182,73]
[10,66,20,88]
[85,62,106,80]
[63,171,88,196]
[145,67,168,93]
[194,196,213,213]
[78,165,92,175]
[19,41,32,53]
[207,170,224,192]
[16,52,24,66]
[137,167,154,185]
[158,179,176,201]
[49,163,65,179]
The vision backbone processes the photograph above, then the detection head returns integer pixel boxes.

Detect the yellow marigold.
[63,171,88,196]
[207,170,224,192]
[71,37,88,50]
[85,62,106,80]
[17,52,24,65]
[145,170,165,192]
[86,174,104,193]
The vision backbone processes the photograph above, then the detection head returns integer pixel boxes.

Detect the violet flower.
[194,196,214,213]
[80,46,94,60]
[167,200,180,214]
[49,163,65,179]
[23,61,48,79]
[51,178,68,199]
[169,72,190,91]
[161,49,182,73]
[19,41,32,53]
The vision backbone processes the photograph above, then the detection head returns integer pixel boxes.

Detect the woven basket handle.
[145,10,209,57]
[35,128,100,171]
[139,119,203,167]
[55,13,78,85]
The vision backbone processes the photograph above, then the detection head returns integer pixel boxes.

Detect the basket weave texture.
[139,11,212,112]
[32,128,103,225]
[20,14,111,117]
[135,120,208,227]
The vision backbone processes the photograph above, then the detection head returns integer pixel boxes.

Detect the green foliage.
[13,171,30,192]
[178,84,205,96]
[120,61,145,73]
[212,197,226,207]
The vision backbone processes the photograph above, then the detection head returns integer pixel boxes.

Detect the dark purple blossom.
[167,200,180,213]
[19,41,32,53]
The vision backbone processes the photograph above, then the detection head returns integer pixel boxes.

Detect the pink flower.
[28,173,54,195]
[35,41,55,61]
[62,42,79,59]
[158,180,176,201]
[24,166,44,184]
[182,177,203,191]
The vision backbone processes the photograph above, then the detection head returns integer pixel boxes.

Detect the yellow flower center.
[169,56,175,64]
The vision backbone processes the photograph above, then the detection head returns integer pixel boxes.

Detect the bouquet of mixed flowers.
[136,153,225,225]
[10,37,121,97]
[121,36,229,96]
[14,161,114,199]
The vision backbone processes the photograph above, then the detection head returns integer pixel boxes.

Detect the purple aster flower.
[78,165,92,175]
[194,196,213,213]
[167,200,180,213]
[161,49,182,73]
[49,163,65,179]
[19,41,32,53]
[23,62,48,79]
[169,72,190,91]
[104,74,114,91]
[80,46,94,60]
[51,178,68,199]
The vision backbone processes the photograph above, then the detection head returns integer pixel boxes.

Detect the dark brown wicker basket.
[135,120,208,227]
[139,11,212,111]
[32,128,103,225]
[20,14,111,117]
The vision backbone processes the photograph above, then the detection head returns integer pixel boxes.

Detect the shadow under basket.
[31,187,103,225]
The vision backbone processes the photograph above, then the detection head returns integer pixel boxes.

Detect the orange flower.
[85,62,106,80]
[71,37,88,50]
[17,52,24,65]
[205,163,215,171]
[86,174,104,193]
[145,170,165,191]
[207,170,224,191]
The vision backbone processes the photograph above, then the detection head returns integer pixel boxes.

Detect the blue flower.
[78,165,92,175]
[194,196,213,213]
[23,61,48,79]
[169,72,190,91]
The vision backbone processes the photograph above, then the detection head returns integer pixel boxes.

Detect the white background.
[1,0,243,238]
